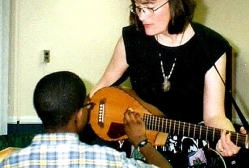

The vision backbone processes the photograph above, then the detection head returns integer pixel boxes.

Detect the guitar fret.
[245,134,248,149]
[165,119,168,133]
[159,117,162,132]
[155,116,157,130]
[188,123,190,137]
[150,115,153,130]
[178,121,180,135]
[212,127,215,141]
[193,125,196,139]
[147,115,150,129]
[154,116,156,131]
[155,118,160,130]
[173,120,176,134]
[183,122,185,136]
[205,126,208,141]
[156,116,159,131]
[151,115,154,130]
[158,117,160,131]
[169,120,172,134]
[236,133,238,146]
[199,125,202,139]
[160,117,163,132]
[164,120,166,132]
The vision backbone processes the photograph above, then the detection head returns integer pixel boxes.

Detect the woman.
[90,0,242,167]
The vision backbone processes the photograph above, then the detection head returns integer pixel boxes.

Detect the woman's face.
[134,0,171,36]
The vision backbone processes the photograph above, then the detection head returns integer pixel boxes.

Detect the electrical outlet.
[43,50,50,63]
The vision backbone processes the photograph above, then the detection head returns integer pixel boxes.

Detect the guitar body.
[89,87,166,145]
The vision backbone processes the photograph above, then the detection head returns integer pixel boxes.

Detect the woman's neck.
[156,24,194,47]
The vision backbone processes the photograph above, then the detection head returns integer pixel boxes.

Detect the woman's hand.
[216,127,247,156]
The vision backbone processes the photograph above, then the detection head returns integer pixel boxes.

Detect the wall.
[0,0,10,134]
[8,0,249,125]
[194,0,249,123]
[9,0,130,124]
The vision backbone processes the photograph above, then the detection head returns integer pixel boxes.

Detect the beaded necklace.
[156,31,185,92]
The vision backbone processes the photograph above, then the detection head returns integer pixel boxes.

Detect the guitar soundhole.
[107,122,126,139]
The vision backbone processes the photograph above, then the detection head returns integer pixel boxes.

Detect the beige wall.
[194,0,249,123]
[9,0,249,124]
[9,0,130,123]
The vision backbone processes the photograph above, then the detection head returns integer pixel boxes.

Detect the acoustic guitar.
[89,87,248,168]
[90,87,248,148]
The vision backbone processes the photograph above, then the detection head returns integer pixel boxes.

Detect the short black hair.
[129,0,196,34]
[33,71,86,131]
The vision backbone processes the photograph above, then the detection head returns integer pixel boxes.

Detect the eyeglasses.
[130,0,169,16]
[82,102,95,110]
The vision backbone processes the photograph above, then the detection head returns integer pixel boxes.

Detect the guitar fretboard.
[142,114,248,148]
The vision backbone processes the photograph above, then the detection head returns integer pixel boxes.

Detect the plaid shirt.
[0,133,158,168]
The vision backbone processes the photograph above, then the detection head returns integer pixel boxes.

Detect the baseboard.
[8,116,42,124]
[7,123,44,134]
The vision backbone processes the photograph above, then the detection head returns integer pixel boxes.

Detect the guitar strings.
[142,114,247,146]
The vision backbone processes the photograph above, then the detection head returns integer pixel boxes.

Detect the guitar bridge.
[98,98,106,127]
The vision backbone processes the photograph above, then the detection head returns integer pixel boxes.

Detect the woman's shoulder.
[123,25,138,32]
[122,25,151,47]
[191,22,230,47]
[191,22,228,41]
[191,22,218,34]
[122,25,146,37]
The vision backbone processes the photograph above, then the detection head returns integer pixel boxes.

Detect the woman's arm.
[89,37,129,97]
[203,53,234,130]
[203,53,240,156]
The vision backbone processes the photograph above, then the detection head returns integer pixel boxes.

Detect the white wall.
[8,0,249,125]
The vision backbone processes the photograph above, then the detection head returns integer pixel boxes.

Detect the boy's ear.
[75,108,88,132]
[75,108,83,122]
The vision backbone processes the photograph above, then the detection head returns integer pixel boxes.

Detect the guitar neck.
[142,114,248,148]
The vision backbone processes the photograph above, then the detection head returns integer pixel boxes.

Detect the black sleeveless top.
[123,22,230,124]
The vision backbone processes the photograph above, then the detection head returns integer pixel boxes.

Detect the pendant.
[162,77,171,92]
